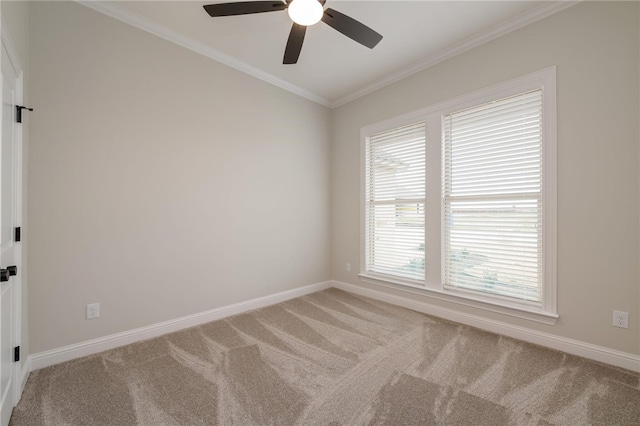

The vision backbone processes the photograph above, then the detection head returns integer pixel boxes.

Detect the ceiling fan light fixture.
[287,0,323,26]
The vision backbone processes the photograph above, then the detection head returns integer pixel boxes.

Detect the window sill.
[358,273,559,325]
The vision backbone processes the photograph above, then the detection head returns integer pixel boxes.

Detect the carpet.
[10,288,640,425]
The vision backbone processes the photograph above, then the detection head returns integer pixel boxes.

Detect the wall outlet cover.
[87,303,100,320]
[612,310,628,329]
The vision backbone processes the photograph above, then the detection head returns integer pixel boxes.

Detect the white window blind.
[366,122,426,281]
[443,90,543,303]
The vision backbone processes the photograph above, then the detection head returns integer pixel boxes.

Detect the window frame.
[360,67,557,324]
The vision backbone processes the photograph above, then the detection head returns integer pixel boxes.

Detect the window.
[365,122,426,281]
[443,90,543,303]
[361,68,557,321]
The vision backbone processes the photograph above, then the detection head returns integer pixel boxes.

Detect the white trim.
[76,1,332,107]
[332,280,640,373]
[30,281,332,371]
[358,273,558,325]
[331,1,577,108]
[11,72,24,409]
[74,0,576,109]
[19,277,640,390]
[19,357,30,395]
[1,22,26,415]
[359,67,558,321]
[360,67,557,135]
[541,71,558,314]
[0,19,23,76]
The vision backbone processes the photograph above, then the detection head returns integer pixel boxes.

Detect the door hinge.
[15,227,20,242]
[14,346,19,362]
[16,106,33,123]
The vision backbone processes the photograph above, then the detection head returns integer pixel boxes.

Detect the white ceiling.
[83,1,574,107]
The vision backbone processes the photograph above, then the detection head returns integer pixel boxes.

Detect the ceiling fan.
[203,0,383,64]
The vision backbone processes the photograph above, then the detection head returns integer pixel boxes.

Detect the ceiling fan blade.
[283,23,306,64]
[203,1,286,17]
[321,8,382,49]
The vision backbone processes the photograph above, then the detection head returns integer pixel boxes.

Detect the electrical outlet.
[346,263,351,272]
[613,310,628,329]
[87,303,100,320]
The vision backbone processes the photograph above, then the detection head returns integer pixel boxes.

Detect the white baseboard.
[26,278,640,375]
[30,281,332,371]
[332,280,640,373]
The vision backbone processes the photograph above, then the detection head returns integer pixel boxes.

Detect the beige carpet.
[11,288,640,425]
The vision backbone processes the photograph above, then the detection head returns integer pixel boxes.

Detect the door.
[0,38,22,426]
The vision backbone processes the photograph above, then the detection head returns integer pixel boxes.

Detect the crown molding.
[78,1,578,109]
[330,0,579,108]
[77,1,332,107]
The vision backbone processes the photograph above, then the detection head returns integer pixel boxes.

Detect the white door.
[0,38,22,426]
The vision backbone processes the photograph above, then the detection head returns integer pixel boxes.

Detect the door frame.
[1,17,25,410]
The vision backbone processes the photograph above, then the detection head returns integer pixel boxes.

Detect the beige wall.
[2,0,30,371]
[331,1,640,354]
[24,1,640,358]
[28,1,331,353]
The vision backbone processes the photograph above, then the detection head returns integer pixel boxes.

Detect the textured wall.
[28,1,331,353]
[331,1,640,354]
